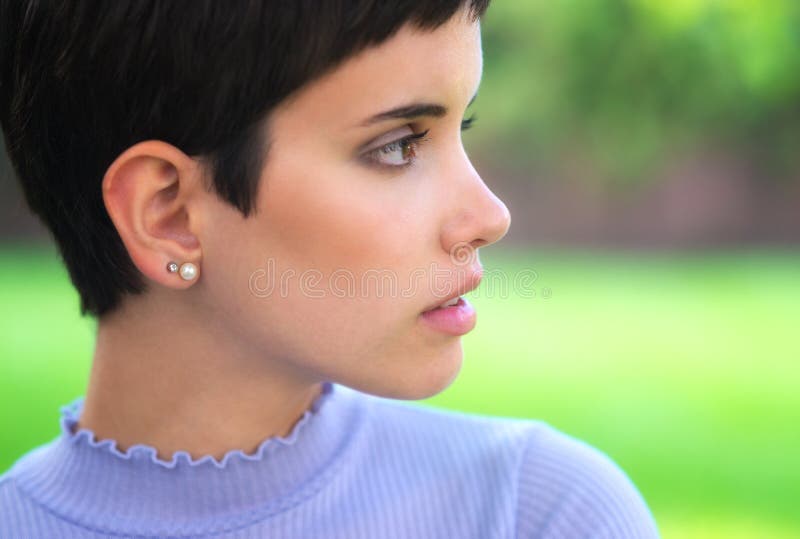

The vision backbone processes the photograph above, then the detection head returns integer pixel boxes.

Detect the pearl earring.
[166,261,198,281]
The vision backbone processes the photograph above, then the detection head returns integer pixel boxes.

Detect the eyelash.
[363,114,478,170]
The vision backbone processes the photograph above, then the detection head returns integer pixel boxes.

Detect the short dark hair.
[0,0,490,318]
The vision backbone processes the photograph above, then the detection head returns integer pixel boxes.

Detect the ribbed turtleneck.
[10,380,366,537]
[2,381,661,538]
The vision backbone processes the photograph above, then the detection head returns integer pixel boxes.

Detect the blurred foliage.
[474,0,800,183]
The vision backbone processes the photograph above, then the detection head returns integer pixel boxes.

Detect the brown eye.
[363,129,430,169]
[401,139,416,161]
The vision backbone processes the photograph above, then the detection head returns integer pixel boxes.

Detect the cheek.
[226,162,429,351]
[259,161,425,275]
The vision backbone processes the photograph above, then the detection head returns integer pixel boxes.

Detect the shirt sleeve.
[515,424,661,539]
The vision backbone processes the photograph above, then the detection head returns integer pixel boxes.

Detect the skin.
[78,6,511,462]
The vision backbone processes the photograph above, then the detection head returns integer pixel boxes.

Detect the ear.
[102,140,204,289]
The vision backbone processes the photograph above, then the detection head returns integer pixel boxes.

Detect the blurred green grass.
[1,245,798,538]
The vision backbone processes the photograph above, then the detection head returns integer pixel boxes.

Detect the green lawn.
[1,244,798,538]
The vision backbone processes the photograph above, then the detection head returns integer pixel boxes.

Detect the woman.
[0,1,660,537]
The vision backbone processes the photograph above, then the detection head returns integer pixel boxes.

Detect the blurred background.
[1,1,798,537]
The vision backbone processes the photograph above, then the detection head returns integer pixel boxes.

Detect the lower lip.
[419,297,477,336]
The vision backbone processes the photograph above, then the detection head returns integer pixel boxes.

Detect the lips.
[421,266,483,313]
[419,296,477,336]
[432,295,461,309]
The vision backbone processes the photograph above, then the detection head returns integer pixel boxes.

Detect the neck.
[78,291,323,461]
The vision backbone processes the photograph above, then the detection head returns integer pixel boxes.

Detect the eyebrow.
[361,91,478,127]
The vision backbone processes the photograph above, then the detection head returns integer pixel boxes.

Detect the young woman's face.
[196,8,510,399]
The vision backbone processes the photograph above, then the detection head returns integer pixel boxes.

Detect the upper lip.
[422,266,484,312]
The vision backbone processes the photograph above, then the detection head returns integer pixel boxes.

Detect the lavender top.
[0,381,660,538]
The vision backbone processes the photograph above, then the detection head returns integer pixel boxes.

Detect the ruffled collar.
[12,381,367,537]
[59,381,334,469]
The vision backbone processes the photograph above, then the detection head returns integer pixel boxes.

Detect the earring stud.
[166,261,198,281]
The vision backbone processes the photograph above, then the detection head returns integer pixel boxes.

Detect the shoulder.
[0,470,16,498]
[0,462,37,535]
[351,393,536,536]
[515,423,661,538]
[357,393,659,538]
[0,440,67,536]
[359,391,534,462]
[0,469,21,509]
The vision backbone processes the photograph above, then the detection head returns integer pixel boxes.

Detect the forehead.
[270,9,483,133]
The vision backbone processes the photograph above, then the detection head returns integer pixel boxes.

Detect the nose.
[440,157,511,260]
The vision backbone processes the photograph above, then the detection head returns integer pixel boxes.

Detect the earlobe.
[101,141,203,288]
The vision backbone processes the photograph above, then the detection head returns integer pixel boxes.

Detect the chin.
[374,339,465,401]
